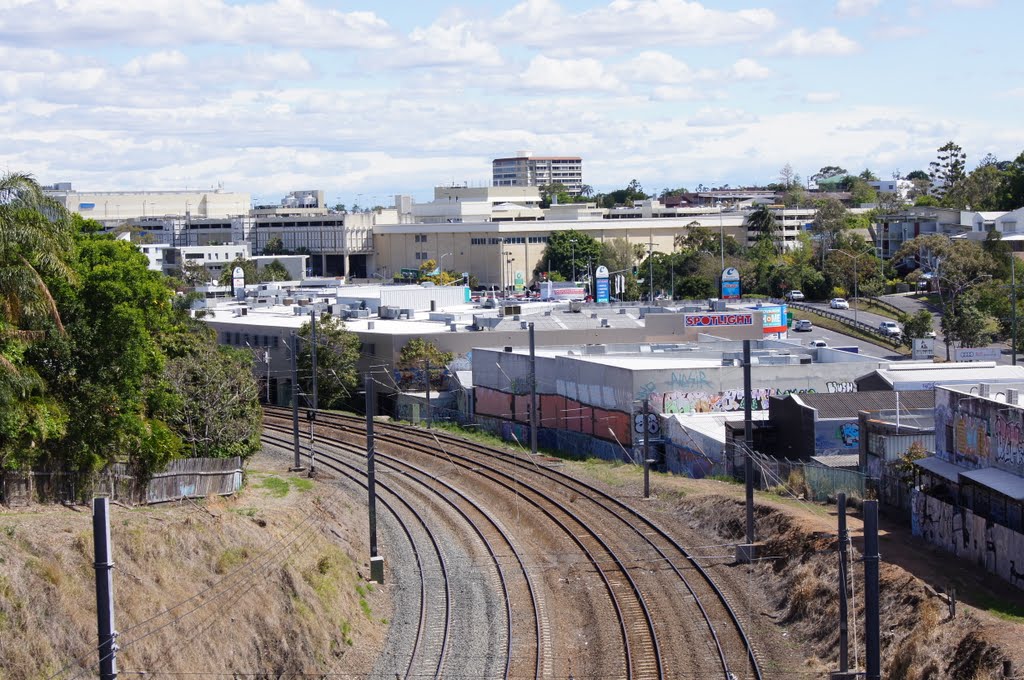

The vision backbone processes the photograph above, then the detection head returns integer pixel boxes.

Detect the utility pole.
[864,500,881,680]
[736,338,756,564]
[366,374,384,583]
[1013,255,1018,366]
[643,398,651,499]
[92,497,118,680]
[424,359,432,428]
[648,233,655,303]
[264,350,270,404]
[837,493,850,674]
[529,322,538,455]
[290,332,302,472]
[308,311,318,476]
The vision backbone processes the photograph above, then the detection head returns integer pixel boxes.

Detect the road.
[782,309,903,358]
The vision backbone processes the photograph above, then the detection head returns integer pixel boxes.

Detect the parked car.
[830,297,850,309]
[879,320,902,338]
[786,290,805,301]
[794,319,813,332]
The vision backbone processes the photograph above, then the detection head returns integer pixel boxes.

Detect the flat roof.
[568,355,725,370]
[668,411,769,444]
[914,456,962,483]
[868,364,1024,386]
[960,467,1024,500]
[810,454,861,469]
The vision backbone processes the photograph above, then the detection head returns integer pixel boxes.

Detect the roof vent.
[1007,388,1019,405]
[367,321,375,330]
[979,383,991,398]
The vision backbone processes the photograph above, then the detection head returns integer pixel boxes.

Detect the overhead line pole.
[290,331,302,472]
[529,322,538,456]
[366,374,384,583]
[92,497,118,680]
[308,310,318,476]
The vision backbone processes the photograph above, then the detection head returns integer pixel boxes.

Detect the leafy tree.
[0,173,75,331]
[1000,151,1024,210]
[539,182,572,208]
[858,169,879,181]
[905,170,930,181]
[600,237,635,274]
[963,162,1006,211]
[263,235,286,255]
[914,194,940,207]
[845,177,877,205]
[876,191,907,214]
[260,259,290,282]
[929,141,968,207]
[219,257,257,286]
[899,310,935,347]
[745,205,778,252]
[536,230,602,280]
[297,315,361,411]
[810,166,847,183]
[811,198,847,261]
[176,259,211,287]
[578,184,594,199]
[397,338,454,389]
[162,343,260,459]
[600,179,649,208]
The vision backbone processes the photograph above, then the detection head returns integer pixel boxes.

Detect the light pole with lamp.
[438,252,452,276]
[570,238,577,283]
[829,248,873,327]
[716,201,725,273]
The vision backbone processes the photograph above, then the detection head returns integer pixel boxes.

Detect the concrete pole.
[643,398,651,499]
[743,339,754,546]
[529,322,538,455]
[290,332,301,471]
[864,500,881,680]
[366,374,384,583]
[1013,255,1017,366]
[308,311,318,476]
[424,359,432,428]
[92,498,118,680]
[838,493,850,673]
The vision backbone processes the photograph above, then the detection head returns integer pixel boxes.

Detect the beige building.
[44,183,250,222]
[492,153,584,196]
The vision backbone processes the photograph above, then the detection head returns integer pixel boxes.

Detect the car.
[807,339,828,348]
[786,290,805,301]
[830,298,850,309]
[879,320,902,338]
[794,319,813,332]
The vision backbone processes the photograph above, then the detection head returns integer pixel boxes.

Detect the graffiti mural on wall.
[826,381,856,393]
[839,422,859,446]
[667,370,713,391]
[660,387,814,414]
[954,411,991,466]
[996,413,1024,471]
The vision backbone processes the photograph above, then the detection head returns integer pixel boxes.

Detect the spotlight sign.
[684,312,754,327]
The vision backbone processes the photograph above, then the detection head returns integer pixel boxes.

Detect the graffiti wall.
[911,490,1024,592]
[657,387,812,414]
[478,386,633,445]
[934,387,1024,473]
[815,419,860,455]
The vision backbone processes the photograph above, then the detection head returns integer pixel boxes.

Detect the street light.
[716,201,725,273]
[438,252,452,274]
[829,248,873,327]
[570,238,577,283]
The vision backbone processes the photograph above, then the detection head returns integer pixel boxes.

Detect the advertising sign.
[954,347,1001,362]
[721,267,741,299]
[595,265,610,303]
[232,266,245,300]
[912,338,936,361]
[758,304,787,334]
[540,281,586,300]
[684,313,754,328]
[514,271,525,291]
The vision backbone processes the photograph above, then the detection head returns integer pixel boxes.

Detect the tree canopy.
[536,230,603,281]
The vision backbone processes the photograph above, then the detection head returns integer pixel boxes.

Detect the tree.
[297,315,361,411]
[811,198,847,260]
[858,169,879,182]
[539,182,572,208]
[600,179,648,208]
[1000,151,1024,210]
[0,172,75,331]
[260,259,290,282]
[778,163,800,189]
[163,343,261,460]
[929,141,968,207]
[397,338,454,390]
[578,184,594,199]
[176,260,211,287]
[876,191,907,214]
[845,177,877,205]
[899,310,934,347]
[263,235,285,255]
[536,230,603,281]
[746,205,779,251]
[810,166,847,184]
[905,170,930,181]
[963,162,1007,211]
[219,257,257,286]
[600,237,636,274]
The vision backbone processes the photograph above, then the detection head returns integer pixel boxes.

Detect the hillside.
[0,451,386,679]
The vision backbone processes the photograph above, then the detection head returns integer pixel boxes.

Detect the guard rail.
[786,301,902,347]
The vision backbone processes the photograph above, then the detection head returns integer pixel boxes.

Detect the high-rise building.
[492,152,583,196]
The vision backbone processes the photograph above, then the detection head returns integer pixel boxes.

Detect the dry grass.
[0,456,386,680]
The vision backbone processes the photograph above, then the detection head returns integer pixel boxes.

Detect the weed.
[3,526,14,538]
[355,583,367,597]
[359,597,372,619]
[215,547,249,574]
[233,507,258,517]
[259,476,290,498]
[290,478,313,492]
[340,619,353,646]
[317,555,333,575]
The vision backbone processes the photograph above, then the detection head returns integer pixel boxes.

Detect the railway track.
[264,406,765,679]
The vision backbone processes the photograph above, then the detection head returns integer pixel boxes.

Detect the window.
[223,332,231,344]
[415,252,429,260]
[528,236,549,244]
[233,332,241,346]
[488,237,502,245]
[471,237,487,245]
[415,234,428,243]
[503,236,525,244]
[273,336,279,350]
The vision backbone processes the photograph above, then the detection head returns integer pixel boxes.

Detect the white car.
[807,339,828,348]
[879,320,902,338]
[786,290,805,301]
[794,319,813,332]
[830,298,850,309]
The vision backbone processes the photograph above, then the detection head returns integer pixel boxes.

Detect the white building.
[43,183,250,223]
[492,153,584,196]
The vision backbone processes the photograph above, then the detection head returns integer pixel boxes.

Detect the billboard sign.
[954,347,1001,362]
[721,267,741,299]
[540,281,586,300]
[595,265,610,303]
[232,266,245,300]
[514,271,525,291]
[912,338,935,361]
[758,304,787,334]
[684,313,754,328]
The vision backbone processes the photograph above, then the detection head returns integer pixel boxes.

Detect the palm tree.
[0,173,74,332]
[746,204,780,253]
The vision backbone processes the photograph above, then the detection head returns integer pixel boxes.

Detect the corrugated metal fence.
[0,457,243,507]
[744,449,868,502]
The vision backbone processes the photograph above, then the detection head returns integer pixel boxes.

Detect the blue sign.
[595,265,610,303]
[722,279,740,298]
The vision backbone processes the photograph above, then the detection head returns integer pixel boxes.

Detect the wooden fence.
[0,457,243,507]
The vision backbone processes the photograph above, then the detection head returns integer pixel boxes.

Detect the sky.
[1,0,1022,208]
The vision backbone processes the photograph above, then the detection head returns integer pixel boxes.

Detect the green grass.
[215,547,249,574]
[290,477,314,492]
[259,476,291,497]
[973,592,1024,622]
[855,299,901,320]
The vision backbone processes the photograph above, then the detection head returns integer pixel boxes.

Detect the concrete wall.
[912,490,1024,592]
[935,388,1024,473]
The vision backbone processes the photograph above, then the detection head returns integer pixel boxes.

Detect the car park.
[830,298,849,309]
[794,319,813,332]
[786,290,805,301]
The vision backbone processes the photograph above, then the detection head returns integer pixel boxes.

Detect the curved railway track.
[264,406,765,680]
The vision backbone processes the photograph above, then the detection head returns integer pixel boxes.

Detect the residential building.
[492,153,583,196]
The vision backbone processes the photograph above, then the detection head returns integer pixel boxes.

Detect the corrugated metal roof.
[810,454,861,469]
[781,390,933,419]
[914,456,962,483]
[867,364,1024,388]
[960,467,1024,500]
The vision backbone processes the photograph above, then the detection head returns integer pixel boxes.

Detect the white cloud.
[123,50,189,76]
[520,55,619,91]
[767,27,859,57]
[805,91,841,103]
[0,0,397,49]
[616,51,694,84]
[835,0,880,17]
[687,107,758,127]
[729,58,772,80]
[383,16,503,69]
[494,0,778,52]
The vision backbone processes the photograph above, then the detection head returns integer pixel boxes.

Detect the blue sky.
[1,0,1021,208]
